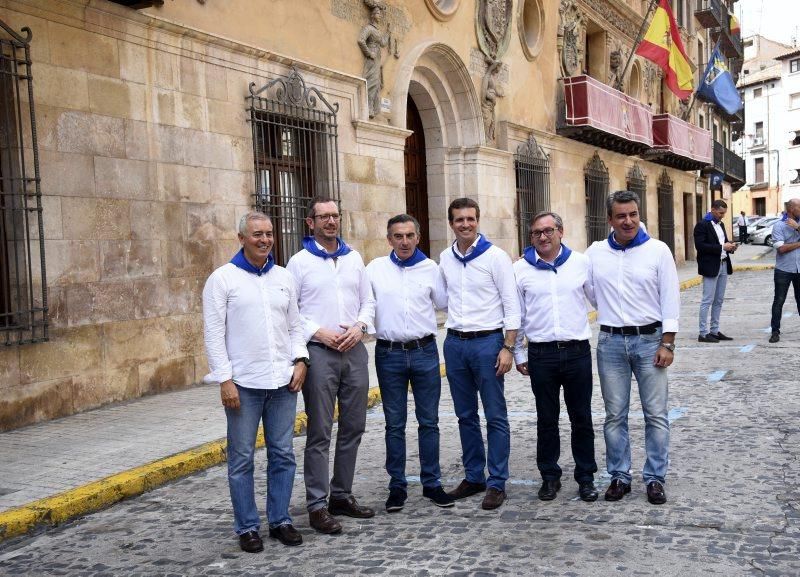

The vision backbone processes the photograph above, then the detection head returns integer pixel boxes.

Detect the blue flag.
[697,45,742,115]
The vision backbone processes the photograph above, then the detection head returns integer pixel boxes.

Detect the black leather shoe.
[328,495,375,518]
[769,332,780,343]
[238,530,264,553]
[537,479,561,501]
[698,333,719,343]
[646,481,667,505]
[268,524,303,546]
[447,479,487,500]
[308,507,342,534]
[385,488,407,512]
[604,479,631,501]
[481,487,506,510]
[578,481,598,502]
[711,332,733,341]
[422,485,456,508]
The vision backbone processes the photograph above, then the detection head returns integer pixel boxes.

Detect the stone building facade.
[0,0,725,430]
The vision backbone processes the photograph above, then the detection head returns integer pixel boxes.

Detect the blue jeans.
[225,384,297,534]
[527,340,597,483]
[770,269,800,333]
[444,331,510,490]
[699,266,728,335]
[375,339,442,491]
[596,329,669,485]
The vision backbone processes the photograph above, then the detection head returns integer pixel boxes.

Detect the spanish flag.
[730,14,740,36]
[635,0,693,99]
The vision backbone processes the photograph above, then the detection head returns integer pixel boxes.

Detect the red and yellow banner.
[730,14,740,36]
[635,0,694,99]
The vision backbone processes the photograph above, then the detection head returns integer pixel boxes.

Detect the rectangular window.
[791,58,800,73]
[754,157,764,182]
[0,20,48,345]
[755,121,763,139]
[753,87,762,98]
[247,68,340,266]
[790,93,800,109]
[514,137,551,251]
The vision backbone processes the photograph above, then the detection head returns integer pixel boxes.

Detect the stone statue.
[481,58,504,142]
[358,0,388,118]
[609,47,623,89]
[558,0,584,78]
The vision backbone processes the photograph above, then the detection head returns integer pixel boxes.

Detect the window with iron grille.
[0,21,47,345]
[514,134,550,251]
[247,66,340,266]
[584,152,609,245]
[626,163,648,225]
[657,169,675,254]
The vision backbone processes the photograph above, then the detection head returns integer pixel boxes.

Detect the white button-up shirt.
[366,255,447,342]
[202,263,307,390]
[513,249,593,365]
[286,246,375,342]
[438,236,521,332]
[585,238,680,333]
[712,220,727,260]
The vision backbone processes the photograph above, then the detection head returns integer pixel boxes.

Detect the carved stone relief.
[558,0,584,78]
[642,60,662,109]
[583,0,637,38]
[476,0,513,61]
[608,41,629,90]
[424,0,461,21]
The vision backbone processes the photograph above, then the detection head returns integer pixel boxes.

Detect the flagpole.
[684,40,722,120]
[614,0,660,92]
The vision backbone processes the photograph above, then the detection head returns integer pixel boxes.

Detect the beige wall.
[0,0,704,430]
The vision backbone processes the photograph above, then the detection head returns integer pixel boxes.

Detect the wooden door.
[404,97,430,256]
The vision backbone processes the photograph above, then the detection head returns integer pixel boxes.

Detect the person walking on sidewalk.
[737,211,749,245]
[769,198,800,343]
[513,211,599,504]
[585,190,679,506]
[366,214,455,513]
[286,196,376,535]
[439,197,521,511]
[203,211,308,551]
[694,199,737,343]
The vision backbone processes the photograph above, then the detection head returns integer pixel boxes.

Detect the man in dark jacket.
[694,199,737,343]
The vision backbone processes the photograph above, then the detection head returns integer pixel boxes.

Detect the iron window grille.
[584,152,609,245]
[0,20,47,345]
[626,163,648,225]
[247,66,340,266]
[514,134,551,251]
[657,169,676,254]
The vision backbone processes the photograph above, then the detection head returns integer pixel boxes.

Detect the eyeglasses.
[313,214,341,222]
[531,227,557,238]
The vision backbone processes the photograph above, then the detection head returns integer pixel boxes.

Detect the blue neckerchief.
[302,236,352,259]
[704,211,716,223]
[230,248,274,276]
[607,228,651,251]
[390,248,427,268]
[782,212,789,222]
[451,234,492,266]
[523,245,572,273]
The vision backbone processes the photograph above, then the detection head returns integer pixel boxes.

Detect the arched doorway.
[404,96,430,256]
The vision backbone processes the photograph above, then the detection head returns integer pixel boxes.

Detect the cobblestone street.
[1,268,798,576]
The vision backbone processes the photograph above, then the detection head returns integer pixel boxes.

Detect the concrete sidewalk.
[0,243,774,542]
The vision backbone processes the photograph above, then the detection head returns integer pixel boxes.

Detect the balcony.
[694,0,725,29]
[710,140,746,189]
[642,114,712,170]
[695,0,742,59]
[557,75,654,155]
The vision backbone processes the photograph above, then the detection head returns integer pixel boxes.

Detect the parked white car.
[750,217,781,246]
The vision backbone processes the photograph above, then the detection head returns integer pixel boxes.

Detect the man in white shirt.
[286,196,376,535]
[736,210,748,244]
[439,197,520,511]
[585,190,679,506]
[694,199,736,343]
[203,212,308,551]
[513,212,598,503]
[366,214,455,513]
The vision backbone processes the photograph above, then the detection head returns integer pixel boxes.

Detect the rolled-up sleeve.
[493,251,521,330]
[202,272,232,384]
[658,245,680,333]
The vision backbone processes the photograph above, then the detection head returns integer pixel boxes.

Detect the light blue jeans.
[699,266,728,335]
[225,384,298,535]
[596,329,669,485]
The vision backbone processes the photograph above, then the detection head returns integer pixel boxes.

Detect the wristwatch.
[293,357,311,367]
[502,344,515,354]
[659,342,675,352]
[359,322,368,334]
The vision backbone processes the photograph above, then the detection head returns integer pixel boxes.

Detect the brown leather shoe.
[447,479,487,500]
[646,481,667,505]
[328,495,375,519]
[604,479,631,502]
[308,507,342,534]
[481,487,506,510]
[238,530,264,553]
[268,523,303,546]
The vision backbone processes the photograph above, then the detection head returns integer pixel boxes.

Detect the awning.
[643,113,712,170]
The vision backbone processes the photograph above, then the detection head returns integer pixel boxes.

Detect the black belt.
[600,321,662,336]
[376,334,435,351]
[447,328,503,340]
[308,341,339,352]
[531,339,588,349]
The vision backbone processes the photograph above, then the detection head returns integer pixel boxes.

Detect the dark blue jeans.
[528,340,597,483]
[444,331,510,491]
[375,340,442,491]
[771,269,800,333]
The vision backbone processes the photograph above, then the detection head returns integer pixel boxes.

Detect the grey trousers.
[303,341,369,512]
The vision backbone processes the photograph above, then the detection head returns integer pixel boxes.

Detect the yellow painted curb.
[0,385,385,543]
